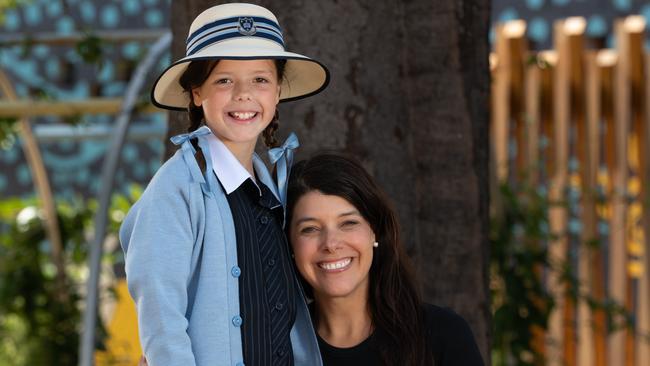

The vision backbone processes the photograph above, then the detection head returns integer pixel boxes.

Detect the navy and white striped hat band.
[186,16,284,56]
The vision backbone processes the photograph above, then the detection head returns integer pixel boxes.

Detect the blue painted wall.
[0,0,171,199]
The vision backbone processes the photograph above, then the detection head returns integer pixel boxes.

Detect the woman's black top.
[316,303,484,365]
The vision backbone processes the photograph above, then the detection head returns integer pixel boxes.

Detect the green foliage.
[491,183,554,366]
[0,187,141,365]
[490,181,637,365]
[0,117,18,149]
[76,33,104,65]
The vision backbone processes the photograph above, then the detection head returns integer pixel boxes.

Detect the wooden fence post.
[584,49,606,366]
[623,15,649,366]
[599,47,618,366]
[491,23,514,184]
[637,51,650,366]
[609,18,633,366]
[547,18,572,366]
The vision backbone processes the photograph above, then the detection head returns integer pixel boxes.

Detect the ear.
[191,87,202,107]
[275,85,281,105]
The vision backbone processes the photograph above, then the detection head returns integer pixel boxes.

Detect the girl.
[120,3,328,366]
[286,153,484,365]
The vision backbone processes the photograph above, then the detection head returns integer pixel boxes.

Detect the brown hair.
[286,153,433,366]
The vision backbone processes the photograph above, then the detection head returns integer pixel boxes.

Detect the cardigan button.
[231,266,241,278]
[260,215,270,224]
[232,315,243,327]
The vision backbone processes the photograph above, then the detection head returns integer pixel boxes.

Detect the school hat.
[151,2,330,110]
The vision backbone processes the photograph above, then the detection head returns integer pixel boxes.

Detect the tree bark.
[166,0,491,361]
[164,0,217,155]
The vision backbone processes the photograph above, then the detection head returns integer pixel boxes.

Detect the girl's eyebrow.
[213,70,274,75]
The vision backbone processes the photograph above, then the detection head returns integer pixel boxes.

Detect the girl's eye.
[254,77,269,83]
[216,78,231,84]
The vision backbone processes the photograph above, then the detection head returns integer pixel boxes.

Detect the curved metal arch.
[79,31,172,366]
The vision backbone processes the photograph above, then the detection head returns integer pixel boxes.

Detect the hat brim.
[151,43,330,111]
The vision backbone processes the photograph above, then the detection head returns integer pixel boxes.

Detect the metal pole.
[79,32,171,366]
[0,29,167,46]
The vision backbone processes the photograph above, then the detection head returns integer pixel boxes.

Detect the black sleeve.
[424,304,485,366]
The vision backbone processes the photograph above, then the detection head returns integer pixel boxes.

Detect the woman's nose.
[321,229,342,253]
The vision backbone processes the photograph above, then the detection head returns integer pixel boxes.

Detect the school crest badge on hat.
[238,17,256,35]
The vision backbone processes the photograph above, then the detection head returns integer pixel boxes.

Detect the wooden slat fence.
[490,15,650,366]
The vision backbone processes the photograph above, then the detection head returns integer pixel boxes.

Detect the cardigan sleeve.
[120,162,200,366]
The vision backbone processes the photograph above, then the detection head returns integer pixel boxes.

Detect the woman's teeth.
[229,112,256,120]
[319,258,352,270]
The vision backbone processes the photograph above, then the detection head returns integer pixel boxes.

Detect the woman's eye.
[341,220,359,228]
[216,78,231,84]
[300,226,319,234]
[254,77,269,83]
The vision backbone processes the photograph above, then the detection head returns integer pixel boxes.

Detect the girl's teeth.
[231,112,256,119]
[319,258,352,270]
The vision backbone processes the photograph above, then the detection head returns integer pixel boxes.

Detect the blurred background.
[0,0,649,365]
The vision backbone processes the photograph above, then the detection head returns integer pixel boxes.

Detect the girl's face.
[191,59,280,151]
[290,190,376,302]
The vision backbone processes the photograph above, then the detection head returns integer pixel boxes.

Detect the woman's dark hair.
[178,59,286,148]
[286,153,433,366]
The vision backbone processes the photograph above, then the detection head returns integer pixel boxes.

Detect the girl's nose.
[233,83,252,101]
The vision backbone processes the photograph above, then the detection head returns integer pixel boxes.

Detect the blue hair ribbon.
[170,126,213,192]
[268,132,299,208]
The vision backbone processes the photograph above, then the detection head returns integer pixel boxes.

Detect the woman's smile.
[318,257,353,272]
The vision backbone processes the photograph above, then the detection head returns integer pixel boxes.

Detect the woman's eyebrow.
[294,217,317,225]
[294,210,360,225]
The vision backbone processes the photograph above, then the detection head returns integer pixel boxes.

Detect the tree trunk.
[166,0,491,361]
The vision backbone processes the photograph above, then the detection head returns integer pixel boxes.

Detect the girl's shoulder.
[151,149,196,185]
[144,148,210,196]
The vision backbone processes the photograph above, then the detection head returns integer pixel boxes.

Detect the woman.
[286,153,484,365]
[136,152,484,366]
[121,3,328,366]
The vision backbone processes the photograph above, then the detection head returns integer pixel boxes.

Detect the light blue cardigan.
[120,131,322,366]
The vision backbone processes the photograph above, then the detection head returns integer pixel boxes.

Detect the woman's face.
[290,190,376,302]
[191,59,280,151]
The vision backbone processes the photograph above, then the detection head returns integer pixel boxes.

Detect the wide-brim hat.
[151,3,330,111]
